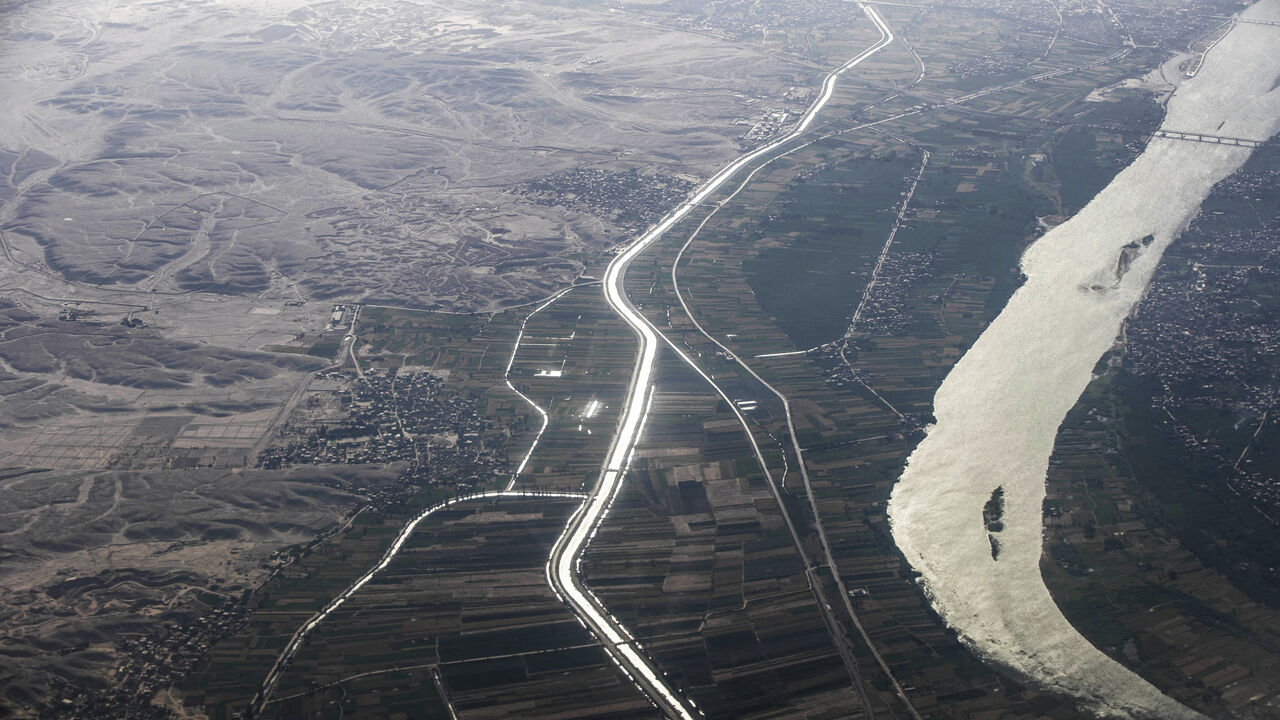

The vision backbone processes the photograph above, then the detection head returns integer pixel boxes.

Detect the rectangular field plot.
[20,425,134,470]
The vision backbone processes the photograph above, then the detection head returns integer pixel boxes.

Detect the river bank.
[888,0,1280,717]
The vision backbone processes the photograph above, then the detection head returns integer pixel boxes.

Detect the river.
[887,1,1280,718]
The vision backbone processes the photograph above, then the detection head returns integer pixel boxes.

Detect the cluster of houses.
[518,167,694,234]
[259,368,511,490]
[47,602,245,720]
[1126,172,1280,513]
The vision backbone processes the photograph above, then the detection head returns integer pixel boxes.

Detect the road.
[344,306,364,381]
[667,145,922,720]
[945,47,1131,105]
[544,5,895,719]
[847,135,930,335]
[246,2,1142,716]
[501,283,598,491]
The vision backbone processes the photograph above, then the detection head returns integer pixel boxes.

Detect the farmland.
[11,0,1268,718]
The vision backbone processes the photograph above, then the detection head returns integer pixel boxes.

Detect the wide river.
[888,1,1280,718]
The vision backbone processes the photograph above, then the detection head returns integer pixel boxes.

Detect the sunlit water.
[888,2,1280,717]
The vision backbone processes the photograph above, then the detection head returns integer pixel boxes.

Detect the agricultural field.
[4,0,1271,717]
[601,4,1239,715]
[1038,145,1280,719]
[185,494,644,720]
[185,2,1248,718]
[1043,369,1280,719]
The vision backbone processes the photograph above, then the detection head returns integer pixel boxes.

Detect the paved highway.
[545,5,895,718]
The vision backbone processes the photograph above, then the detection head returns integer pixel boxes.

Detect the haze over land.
[0,0,815,710]
[1,0,806,310]
[3,0,1280,718]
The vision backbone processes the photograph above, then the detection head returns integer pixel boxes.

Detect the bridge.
[1151,129,1268,148]
[1205,15,1280,27]
[930,102,1275,149]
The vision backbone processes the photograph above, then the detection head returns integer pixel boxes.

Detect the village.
[258,369,513,491]
[1125,167,1280,514]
